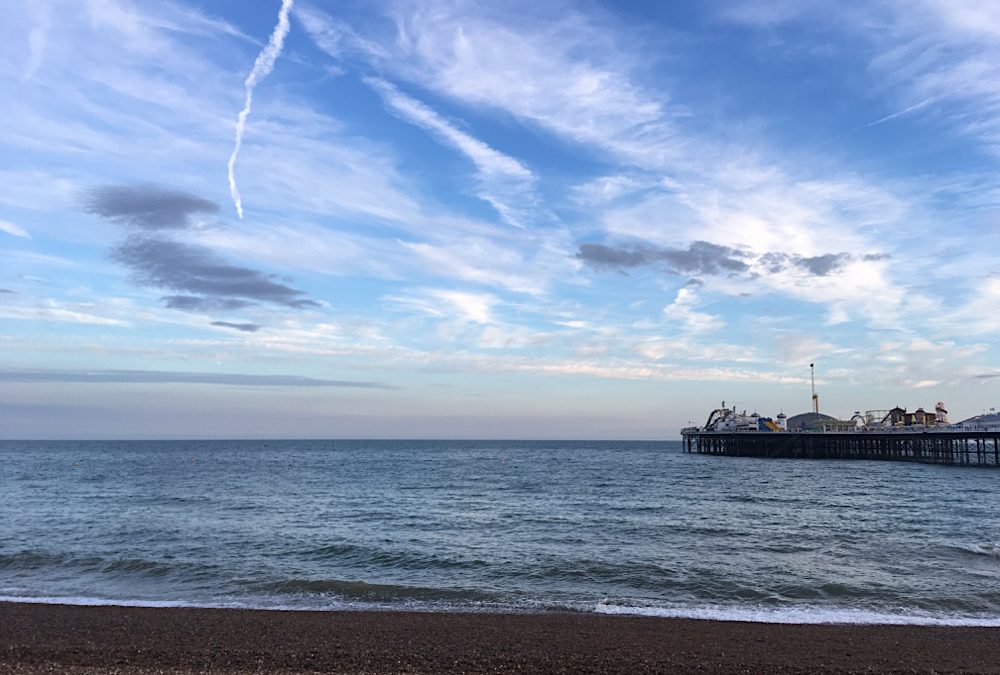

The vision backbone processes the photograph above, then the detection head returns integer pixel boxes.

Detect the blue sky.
[1,0,998,439]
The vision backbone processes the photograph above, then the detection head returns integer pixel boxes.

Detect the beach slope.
[2,602,1000,673]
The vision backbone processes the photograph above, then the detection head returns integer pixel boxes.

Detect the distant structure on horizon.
[680,367,1000,467]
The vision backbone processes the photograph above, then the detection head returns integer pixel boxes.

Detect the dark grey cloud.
[84,184,218,230]
[164,296,254,312]
[757,252,790,274]
[762,251,882,277]
[578,240,886,279]
[575,241,748,275]
[0,288,14,294]
[0,368,393,388]
[211,320,261,333]
[795,253,852,276]
[85,183,319,317]
[661,241,749,275]
[113,237,318,309]
[575,243,664,269]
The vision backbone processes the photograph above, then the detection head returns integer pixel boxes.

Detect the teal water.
[2,440,999,624]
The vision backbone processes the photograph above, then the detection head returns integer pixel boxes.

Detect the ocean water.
[2,439,999,625]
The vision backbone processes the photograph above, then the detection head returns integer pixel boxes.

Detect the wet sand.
[2,601,1000,674]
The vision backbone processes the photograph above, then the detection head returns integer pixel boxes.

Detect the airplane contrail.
[805,97,937,152]
[227,0,295,219]
[865,97,936,128]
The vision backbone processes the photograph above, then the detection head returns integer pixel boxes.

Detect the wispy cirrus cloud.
[364,77,532,182]
[718,0,1000,154]
[304,0,686,171]
[364,76,540,228]
[393,2,682,168]
[874,10,1000,155]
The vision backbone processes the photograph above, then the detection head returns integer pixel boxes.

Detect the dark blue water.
[2,440,999,624]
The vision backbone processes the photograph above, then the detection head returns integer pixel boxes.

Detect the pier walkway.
[682,430,1000,467]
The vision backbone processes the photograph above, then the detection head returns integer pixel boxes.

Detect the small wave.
[249,578,497,603]
[297,543,366,559]
[950,543,1000,559]
[0,551,102,571]
[756,542,822,554]
[0,550,218,580]
[297,543,488,570]
[101,558,174,576]
[593,602,1000,627]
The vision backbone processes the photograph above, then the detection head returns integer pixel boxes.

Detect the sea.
[2,439,999,625]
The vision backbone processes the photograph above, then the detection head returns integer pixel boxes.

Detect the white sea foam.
[0,595,198,609]
[0,594,480,614]
[4,594,1000,627]
[593,602,1000,627]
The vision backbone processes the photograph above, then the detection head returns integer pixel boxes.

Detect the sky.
[1,0,999,439]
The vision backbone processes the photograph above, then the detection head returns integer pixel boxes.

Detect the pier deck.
[682,430,1000,466]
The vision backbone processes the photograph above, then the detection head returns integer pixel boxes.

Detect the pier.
[682,430,1000,467]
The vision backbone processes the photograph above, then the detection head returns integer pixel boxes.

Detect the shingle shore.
[2,601,999,674]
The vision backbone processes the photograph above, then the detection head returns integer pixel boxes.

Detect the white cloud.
[0,301,129,326]
[431,289,496,324]
[662,287,724,333]
[0,220,30,238]
[858,336,990,390]
[387,288,498,325]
